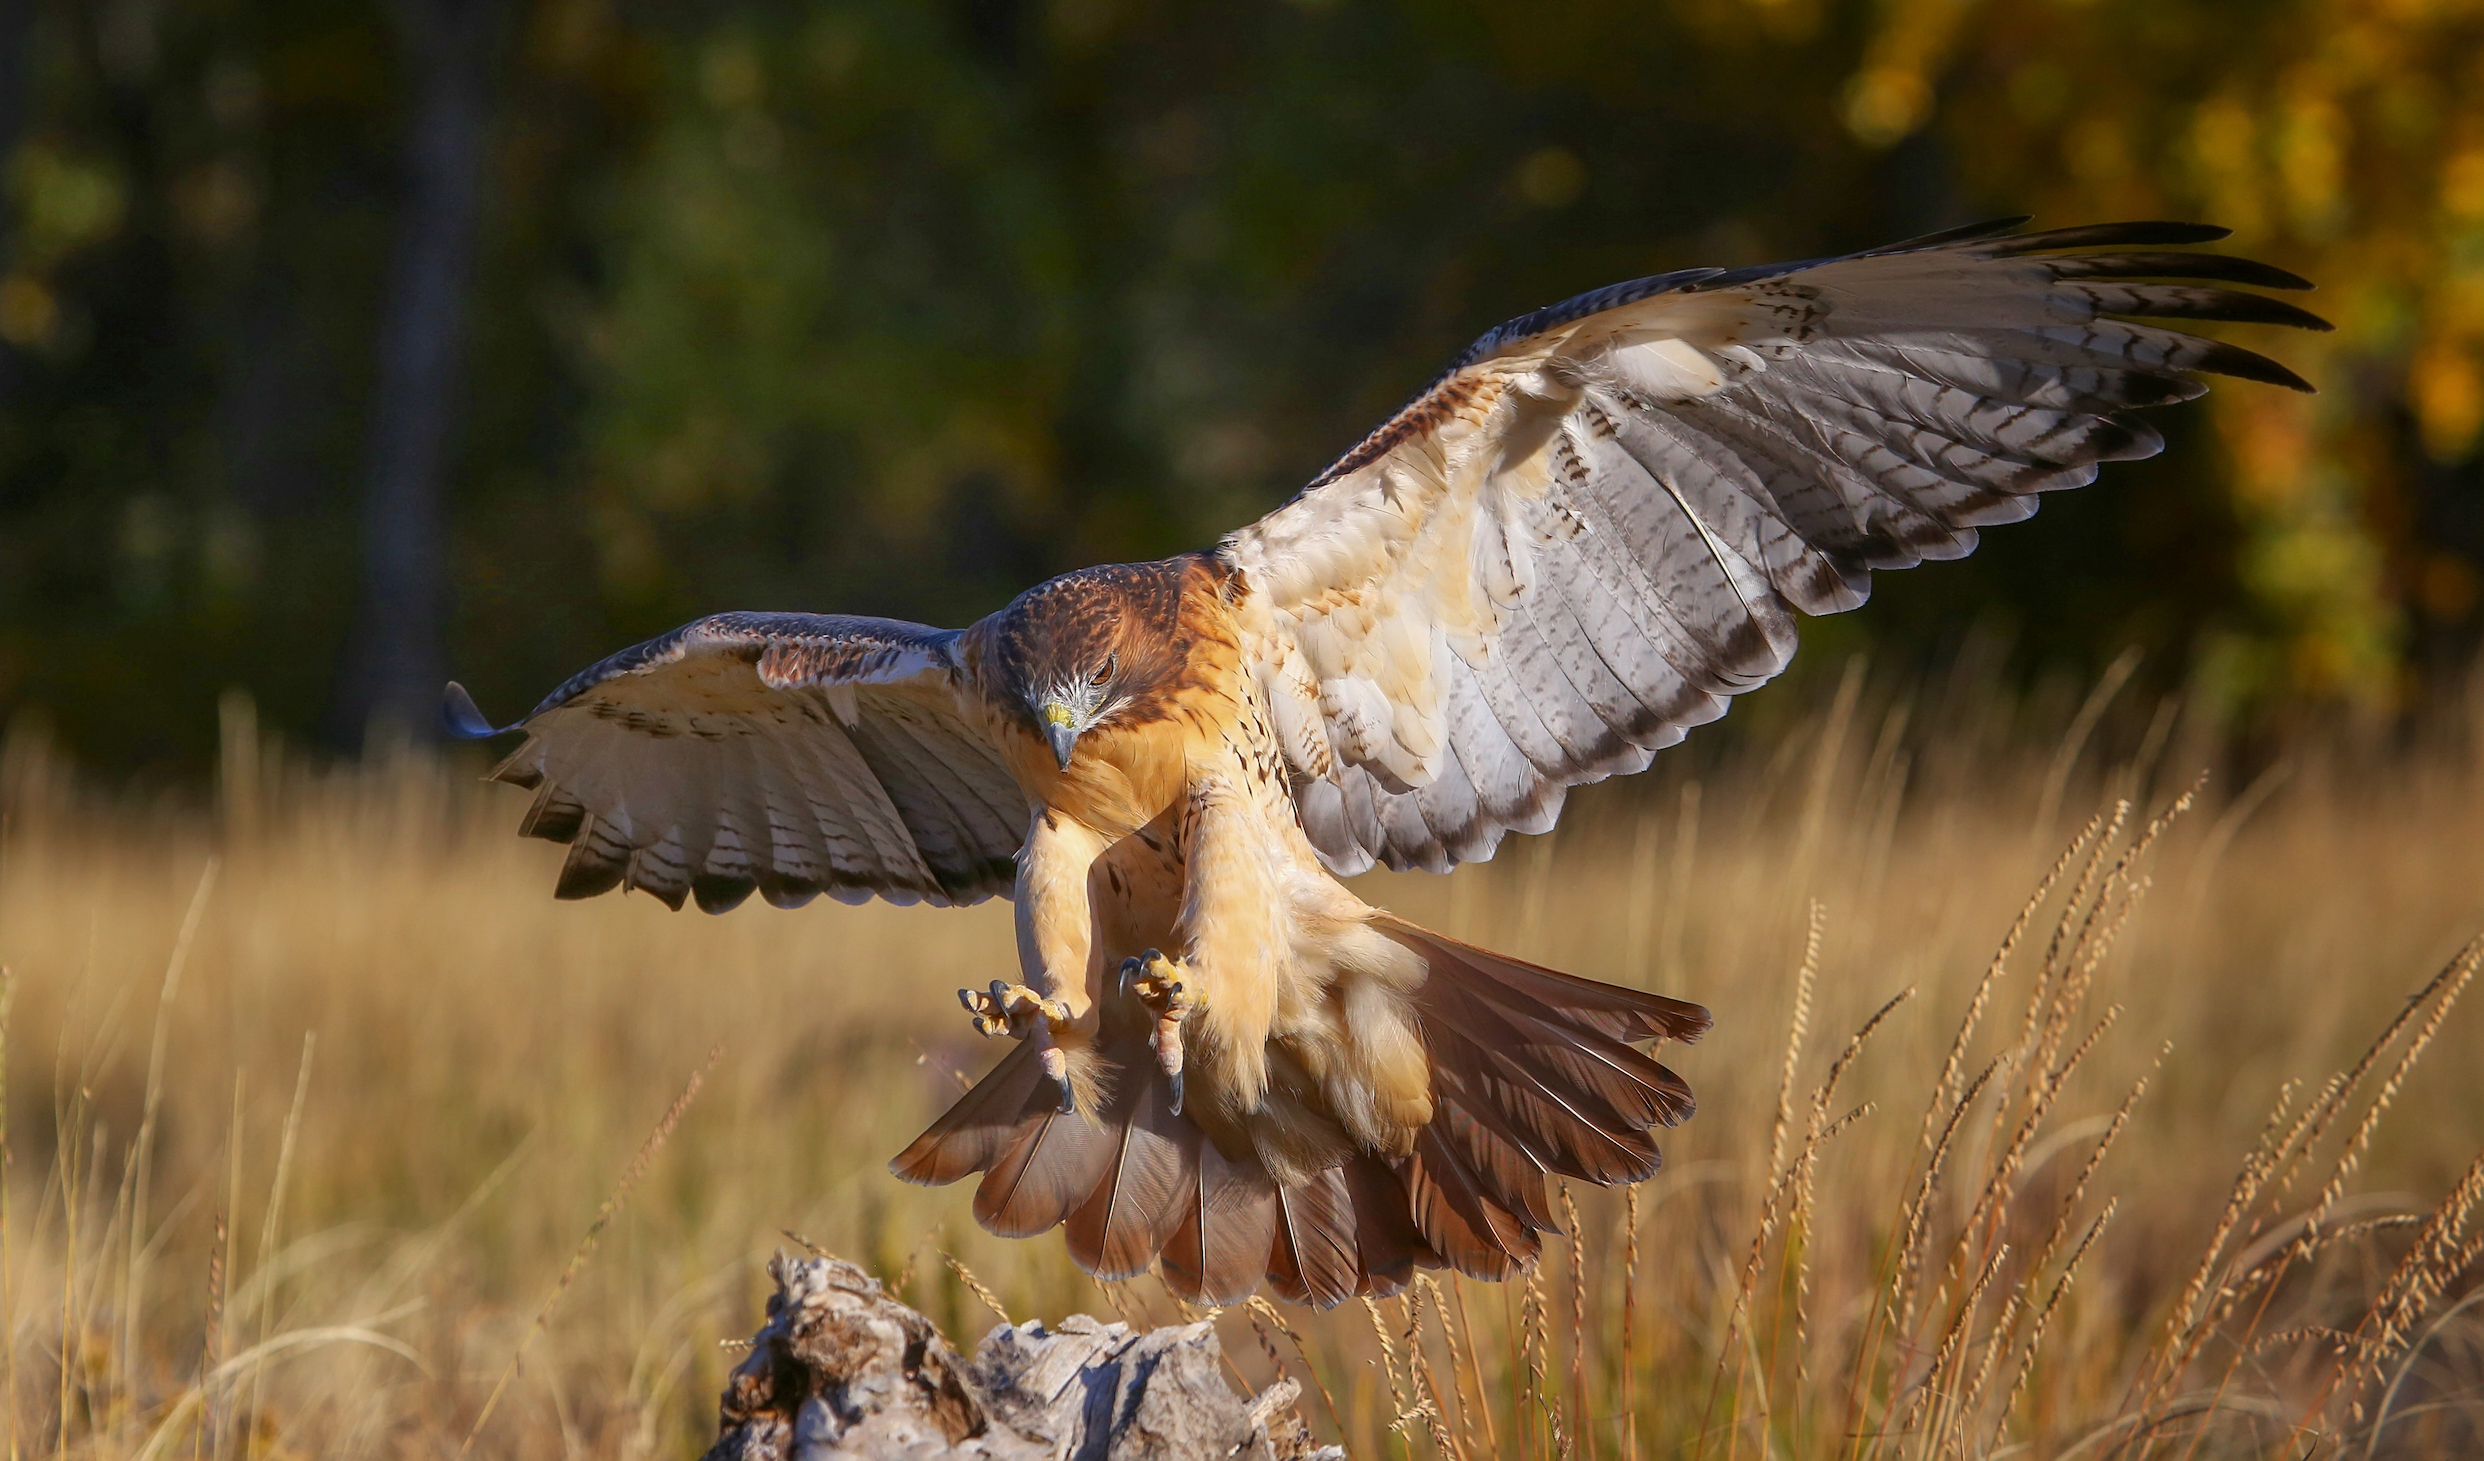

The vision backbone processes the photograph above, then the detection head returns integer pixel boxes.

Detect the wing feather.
[456,613,1027,908]
[1225,221,2321,872]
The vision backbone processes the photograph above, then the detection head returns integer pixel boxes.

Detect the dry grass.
[0,663,2481,1459]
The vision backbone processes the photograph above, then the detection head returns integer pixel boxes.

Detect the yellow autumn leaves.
[1841,0,2484,703]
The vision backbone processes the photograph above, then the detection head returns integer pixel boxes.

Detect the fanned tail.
[1382,914,1708,1282]
[889,917,1707,1307]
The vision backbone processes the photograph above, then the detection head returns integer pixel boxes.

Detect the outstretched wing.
[1221,220,2325,875]
[449,613,1029,911]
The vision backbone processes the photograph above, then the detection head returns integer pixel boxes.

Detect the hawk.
[446,219,2320,1308]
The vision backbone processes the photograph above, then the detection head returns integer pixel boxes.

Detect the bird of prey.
[446,219,2321,1308]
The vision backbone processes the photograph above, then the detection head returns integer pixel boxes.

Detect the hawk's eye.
[1089,656,1115,688]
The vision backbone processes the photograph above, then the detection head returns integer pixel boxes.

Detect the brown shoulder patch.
[1308,372,1487,488]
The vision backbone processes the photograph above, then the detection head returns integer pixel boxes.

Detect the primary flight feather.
[447,219,2321,1307]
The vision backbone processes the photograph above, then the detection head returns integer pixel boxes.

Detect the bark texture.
[701,1254,1343,1461]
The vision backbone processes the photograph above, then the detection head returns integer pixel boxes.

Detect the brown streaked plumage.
[445,220,2324,1306]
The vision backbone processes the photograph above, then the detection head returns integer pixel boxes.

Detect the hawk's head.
[984,558,1197,769]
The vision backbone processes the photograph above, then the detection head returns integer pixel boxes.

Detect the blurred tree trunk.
[330,0,500,751]
[0,0,35,405]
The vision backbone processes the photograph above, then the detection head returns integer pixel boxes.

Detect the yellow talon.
[956,981,1079,1113]
[1118,949,1199,1115]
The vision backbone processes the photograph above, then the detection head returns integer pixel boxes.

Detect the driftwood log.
[700,1254,1345,1460]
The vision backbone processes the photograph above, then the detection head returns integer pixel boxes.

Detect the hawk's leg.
[958,981,1078,1113]
[1008,807,1111,1114]
[1118,949,1199,1115]
[1161,769,1289,1117]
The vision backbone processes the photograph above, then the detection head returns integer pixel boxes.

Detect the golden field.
[0,665,2480,1460]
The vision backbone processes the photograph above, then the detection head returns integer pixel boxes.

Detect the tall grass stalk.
[0,667,2477,1456]
[459,1043,718,1457]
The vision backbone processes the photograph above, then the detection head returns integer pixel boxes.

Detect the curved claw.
[955,981,1081,1113]
[956,985,1008,1038]
[1120,949,1197,1106]
[1039,1041,1075,1114]
[959,980,1072,1046]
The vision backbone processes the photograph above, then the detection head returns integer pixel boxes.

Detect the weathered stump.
[701,1254,1344,1460]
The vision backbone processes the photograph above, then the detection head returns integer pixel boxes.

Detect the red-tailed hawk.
[446,220,2320,1307]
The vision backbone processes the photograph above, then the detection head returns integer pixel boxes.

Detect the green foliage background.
[3,0,2480,772]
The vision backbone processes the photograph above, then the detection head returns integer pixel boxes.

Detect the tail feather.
[973,1100,1119,1238]
[1386,914,1711,1044]
[1266,1167,1360,1308]
[1343,1155,1435,1298]
[1064,1072,1199,1281]
[1426,1018,1664,1184]
[1439,971,1699,1130]
[889,916,1708,1306]
[1402,1123,1538,1280]
[1160,1140,1279,1306]
[1427,976,1671,1119]
[1424,1080,1559,1230]
[1393,918,1698,1269]
[888,1039,1048,1186]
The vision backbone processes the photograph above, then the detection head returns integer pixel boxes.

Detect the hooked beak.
[1041,703,1080,769]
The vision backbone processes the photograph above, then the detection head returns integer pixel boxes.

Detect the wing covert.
[454,612,1029,911]
[1222,220,2325,875]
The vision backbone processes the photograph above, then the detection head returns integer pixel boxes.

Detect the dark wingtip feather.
[2101,287,2334,332]
[554,847,625,901]
[2048,251,2316,291]
[2194,340,2319,393]
[1873,216,2033,254]
[515,786,581,841]
[2102,373,2213,411]
[2064,415,2166,466]
[442,681,509,739]
[1984,221,2232,255]
[692,874,758,914]
[487,744,545,790]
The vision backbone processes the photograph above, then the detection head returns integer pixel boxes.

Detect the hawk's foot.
[959,980,1071,1039]
[1117,949,1200,1116]
[957,981,1078,1114]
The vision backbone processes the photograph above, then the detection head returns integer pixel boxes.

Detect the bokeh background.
[5,0,2483,774]
[3,7,2484,1456]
